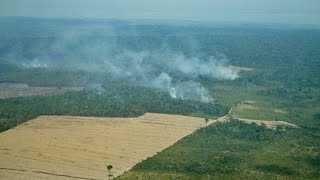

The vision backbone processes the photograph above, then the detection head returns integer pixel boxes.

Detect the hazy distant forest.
[0,17,319,178]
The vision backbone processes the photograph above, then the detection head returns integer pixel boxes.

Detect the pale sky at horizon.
[1,0,320,24]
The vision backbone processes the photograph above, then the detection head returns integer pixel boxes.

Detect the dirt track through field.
[0,113,207,179]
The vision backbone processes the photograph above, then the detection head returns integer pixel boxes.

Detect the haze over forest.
[0,1,319,179]
[1,0,320,25]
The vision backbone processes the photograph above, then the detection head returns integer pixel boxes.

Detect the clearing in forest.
[230,118,299,129]
[214,100,299,129]
[229,66,254,72]
[217,101,299,129]
[0,113,207,179]
[0,83,83,99]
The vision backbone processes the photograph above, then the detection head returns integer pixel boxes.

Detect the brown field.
[0,113,208,180]
[0,83,83,99]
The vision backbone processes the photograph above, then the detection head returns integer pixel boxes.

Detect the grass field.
[0,113,208,180]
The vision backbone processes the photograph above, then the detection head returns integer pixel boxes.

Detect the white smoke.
[170,54,238,80]
[150,72,213,102]
[151,72,172,90]
[169,88,177,99]
[5,24,239,102]
[20,58,49,69]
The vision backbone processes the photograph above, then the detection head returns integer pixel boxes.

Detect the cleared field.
[229,66,254,72]
[217,101,299,129]
[0,113,207,180]
[231,118,299,129]
[0,83,83,99]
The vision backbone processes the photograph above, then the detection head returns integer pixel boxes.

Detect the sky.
[1,0,320,24]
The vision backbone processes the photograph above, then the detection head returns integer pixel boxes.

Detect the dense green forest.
[1,21,320,89]
[0,85,228,132]
[117,69,320,179]
[118,120,320,179]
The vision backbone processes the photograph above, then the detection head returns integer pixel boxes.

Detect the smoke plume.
[1,19,239,102]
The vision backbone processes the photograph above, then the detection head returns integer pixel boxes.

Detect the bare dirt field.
[0,113,207,180]
[0,83,83,99]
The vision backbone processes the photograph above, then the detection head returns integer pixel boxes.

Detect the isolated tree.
[205,118,209,126]
[107,164,113,179]
[107,165,113,171]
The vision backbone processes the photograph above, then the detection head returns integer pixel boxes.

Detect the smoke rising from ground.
[3,21,238,102]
